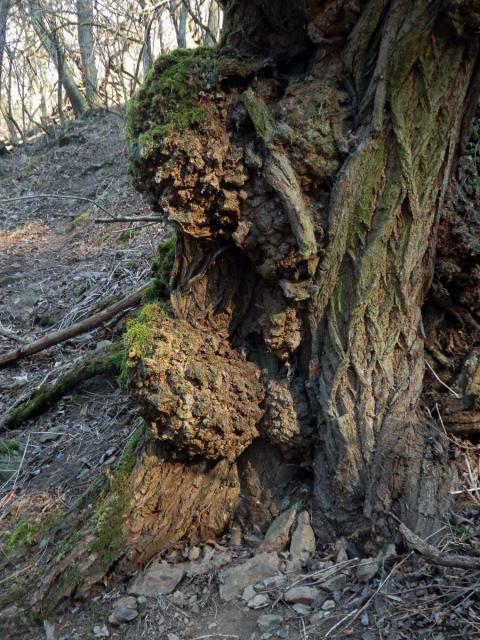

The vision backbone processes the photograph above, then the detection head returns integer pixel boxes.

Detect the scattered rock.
[356,558,379,583]
[188,546,201,561]
[292,604,311,616]
[361,611,369,626]
[43,621,56,640]
[256,575,288,591]
[310,611,324,624]
[39,431,63,443]
[128,562,184,596]
[108,607,138,625]
[321,599,336,611]
[284,586,320,605]
[248,593,270,608]
[242,585,257,602]
[219,552,280,601]
[289,511,315,564]
[93,624,109,637]
[185,550,232,577]
[258,614,284,633]
[277,627,289,639]
[334,538,349,563]
[262,506,297,552]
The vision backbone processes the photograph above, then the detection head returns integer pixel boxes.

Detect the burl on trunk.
[119,0,480,567]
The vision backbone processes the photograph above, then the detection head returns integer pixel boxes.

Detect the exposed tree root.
[397,519,480,570]
[0,342,123,431]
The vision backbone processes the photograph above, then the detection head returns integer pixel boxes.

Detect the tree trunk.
[28,0,88,117]
[30,0,480,607]
[126,0,480,542]
[169,0,188,48]
[0,0,10,91]
[76,0,99,108]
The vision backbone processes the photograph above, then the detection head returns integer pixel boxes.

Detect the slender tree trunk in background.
[76,0,99,108]
[0,0,10,91]
[138,0,153,77]
[169,0,188,48]
[205,0,220,45]
[28,0,87,117]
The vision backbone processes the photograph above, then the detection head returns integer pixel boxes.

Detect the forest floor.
[0,111,480,640]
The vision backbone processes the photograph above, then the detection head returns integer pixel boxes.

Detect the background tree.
[76,0,99,108]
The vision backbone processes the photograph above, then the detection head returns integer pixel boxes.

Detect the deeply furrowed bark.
[20,1,480,610]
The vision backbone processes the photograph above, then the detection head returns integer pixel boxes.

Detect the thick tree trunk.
[126,0,480,543]
[29,0,480,607]
[76,0,99,108]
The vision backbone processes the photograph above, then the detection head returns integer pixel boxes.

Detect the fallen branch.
[95,215,163,223]
[0,281,152,368]
[398,519,480,569]
[0,343,123,431]
[0,193,117,220]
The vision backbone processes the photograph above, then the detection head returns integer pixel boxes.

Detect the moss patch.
[90,420,144,572]
[126,47,215,150]
[143,232,176,302]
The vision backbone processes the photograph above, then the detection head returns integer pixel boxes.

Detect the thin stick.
[0,193,117,220]
[425,361,460,398]
[0,281,152,368]
[95,215,163,223]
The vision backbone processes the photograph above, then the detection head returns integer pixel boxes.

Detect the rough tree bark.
[24,0,480,609]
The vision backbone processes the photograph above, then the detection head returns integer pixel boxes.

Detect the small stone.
[292,604,311,616]
[93,624,109,638]
[136,596,147,606]
[361,611,369,626]
[256,575,287,591]
[108,607,138,625]
[284,586,320,605]
[188,546,201,561]
[310,611,325,624]
[40,431,63,443]
[115,596,137,609]
[356,558,379,583]
[43,621,56,640]
[219,552,280,601]
[207,623,217,630]
[262,506,297,552]
[242,585,256,601]
[334,538,349,563]
[248,594,270,609]
[128,562,184,596]
[289,511,316,564]
[168,634,180,640]
[321,599,336,611]
[277,627,289,638]
[258,614,284,633]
